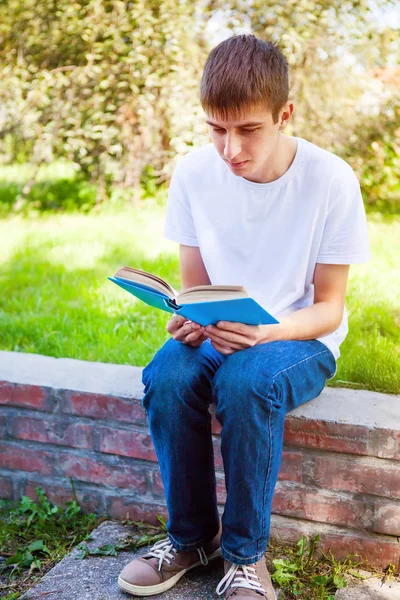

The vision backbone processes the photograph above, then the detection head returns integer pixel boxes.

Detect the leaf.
[75,544,89,560]
[333,574,347,588]
[272,559,298,572]
[311,574,329,586]
[156,514,167,530]
[296,536,307,557]
[27,539,51,555]
[89,544,118,557]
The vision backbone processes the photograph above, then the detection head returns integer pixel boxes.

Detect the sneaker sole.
[117,547,222,596]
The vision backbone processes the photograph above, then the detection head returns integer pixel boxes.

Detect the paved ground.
[20,521,226,600]
[20,520,400,600]
[335,569,400,599]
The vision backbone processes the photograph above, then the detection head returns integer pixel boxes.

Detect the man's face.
[206,104,291,183]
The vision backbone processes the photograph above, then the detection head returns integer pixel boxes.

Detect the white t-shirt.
[163,137,370,360]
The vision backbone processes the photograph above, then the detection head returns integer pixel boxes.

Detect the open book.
[108,266,278,326]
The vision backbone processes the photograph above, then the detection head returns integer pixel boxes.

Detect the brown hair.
[200,34,289,124]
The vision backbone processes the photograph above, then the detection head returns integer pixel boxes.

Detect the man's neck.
[244,134,298,184]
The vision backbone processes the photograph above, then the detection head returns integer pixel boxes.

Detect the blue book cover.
[108,276,278,326]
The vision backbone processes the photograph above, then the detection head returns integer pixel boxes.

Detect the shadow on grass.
[0,178,98,215]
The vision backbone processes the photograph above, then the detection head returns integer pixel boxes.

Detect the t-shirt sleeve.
[163,161,199,247]
[317,167,371,264]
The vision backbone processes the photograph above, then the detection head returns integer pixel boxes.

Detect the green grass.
[0,203,399,394]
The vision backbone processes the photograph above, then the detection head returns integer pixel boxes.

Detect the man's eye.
[211,128,259,133]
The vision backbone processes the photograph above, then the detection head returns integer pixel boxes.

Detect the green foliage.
[0,162,169,215]
[0,1,398,210]
[0,485,100,597]
[0,0,210,198]
[270,534,358,599]
[0,488,170,599]
[0,177,98,215]
[343,102,400,214]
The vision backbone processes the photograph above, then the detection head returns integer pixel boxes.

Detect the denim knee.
[212,348,278,425]
[141,337,215,415]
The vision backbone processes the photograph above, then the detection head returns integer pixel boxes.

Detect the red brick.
[278,451,303,483]
[10,416,93,450]
[213,437,222,469]
[0,475,13,499]
[284,417,369,455]
[62,391,147,425]
[57,453,148,493]
[0,442,54,475]
[373,501,400,536]
[270,514,400,570]
[213,445,302,482]
[369,429,400,461]
[107,497,168,524]
[209,405,222,435]
[99,427,157,461]
[272,482,371,529]
[0,382,50,411]
[216,473,226,504]
[23,480,104,514]
[152,470,165,496]
[307,455,400,499]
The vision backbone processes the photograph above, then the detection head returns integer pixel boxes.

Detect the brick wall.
[0,351,399,570]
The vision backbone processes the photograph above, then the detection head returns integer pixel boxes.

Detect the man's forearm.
[265,301,344,342]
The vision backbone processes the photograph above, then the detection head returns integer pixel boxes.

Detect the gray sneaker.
[118,533,222,596]
[216,558,277,599]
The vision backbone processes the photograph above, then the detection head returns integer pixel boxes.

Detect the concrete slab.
[335,569,400,599]
[20,520,225,600]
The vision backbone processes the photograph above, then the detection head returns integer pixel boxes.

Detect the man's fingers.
[206,325,256,348]
[211,340,235,355]
[206,330,243,349]
[185,328,206,343]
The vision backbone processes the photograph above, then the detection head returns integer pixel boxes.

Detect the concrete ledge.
[1,350,400,570]
[1,350,399,430]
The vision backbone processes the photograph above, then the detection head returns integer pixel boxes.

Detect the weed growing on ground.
[0,486,101,599]
[267,534,353,599]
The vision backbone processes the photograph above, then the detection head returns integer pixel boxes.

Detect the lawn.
[0,203,399,394]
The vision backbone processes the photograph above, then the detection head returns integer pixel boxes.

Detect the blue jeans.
[141,337,336,566]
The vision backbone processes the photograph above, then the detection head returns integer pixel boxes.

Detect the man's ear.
[278,102,294,130]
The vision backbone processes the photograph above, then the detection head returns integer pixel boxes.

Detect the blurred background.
[0,0,399,393]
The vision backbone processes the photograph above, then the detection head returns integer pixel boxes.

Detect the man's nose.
[223,134,242,161]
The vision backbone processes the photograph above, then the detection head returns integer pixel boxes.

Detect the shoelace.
[216,562,266,596]
[146,537,209,572]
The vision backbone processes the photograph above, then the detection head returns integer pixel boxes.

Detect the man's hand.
[205,321,281,355]
[166,315,208,347]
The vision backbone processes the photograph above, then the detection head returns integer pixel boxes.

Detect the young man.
[118,35,370,599]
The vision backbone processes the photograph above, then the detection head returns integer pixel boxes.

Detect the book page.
[176,285,248,304]
[114,266,177,299]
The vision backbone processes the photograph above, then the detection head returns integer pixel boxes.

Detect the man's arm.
[205,263,350,353]
[180,245,211,290]
[165,245,210,347]
[276,263,350,340]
